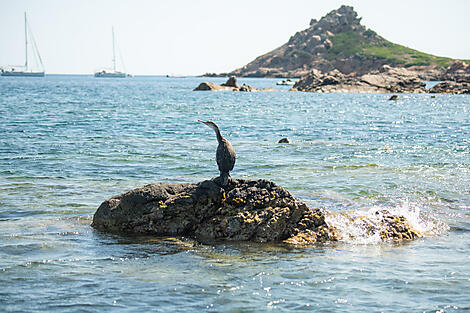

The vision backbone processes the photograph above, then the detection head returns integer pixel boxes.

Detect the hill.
[229,5,459,78]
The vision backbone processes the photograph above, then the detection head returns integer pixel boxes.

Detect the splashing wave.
[324,201,449,244]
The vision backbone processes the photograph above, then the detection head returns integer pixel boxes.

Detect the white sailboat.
[94,27,128,78]
[1,12,45,77]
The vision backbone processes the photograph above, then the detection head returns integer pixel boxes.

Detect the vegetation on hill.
[326,30,455,68]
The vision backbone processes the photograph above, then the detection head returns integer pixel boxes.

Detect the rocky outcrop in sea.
[92,178,423,244]
[429,81,470,94]
[194,76,274,92]
[292,65,426,93]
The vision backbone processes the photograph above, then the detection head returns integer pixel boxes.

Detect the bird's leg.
[220,172,229,186]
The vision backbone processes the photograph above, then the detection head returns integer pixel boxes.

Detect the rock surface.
[221,76,239,88]
[292,65,426,93]
[440,60,470,82]
[92,178,331,243]
[428,81,470,94]
[92,178,423,244]
[277,137,291,144]
[193,81,235,91]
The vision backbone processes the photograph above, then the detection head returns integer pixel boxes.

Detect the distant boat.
[276,79,295,86]
[1,12,45,77]
[95,27,129,78]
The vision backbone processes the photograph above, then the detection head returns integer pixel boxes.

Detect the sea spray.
[324,200,449,244]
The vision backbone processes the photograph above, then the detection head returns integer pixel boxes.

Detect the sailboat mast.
[112,27,116,72]
[24,12,28,70]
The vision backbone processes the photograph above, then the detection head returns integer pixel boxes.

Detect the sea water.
[0,75,469,312]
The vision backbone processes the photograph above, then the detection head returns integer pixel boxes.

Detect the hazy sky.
[1,0,469,75]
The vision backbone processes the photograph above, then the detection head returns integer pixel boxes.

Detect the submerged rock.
[92,178,423,244]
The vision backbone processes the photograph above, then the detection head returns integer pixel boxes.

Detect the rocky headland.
[92,178,423,244]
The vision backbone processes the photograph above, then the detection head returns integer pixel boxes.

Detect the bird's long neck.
[212,125,223,143]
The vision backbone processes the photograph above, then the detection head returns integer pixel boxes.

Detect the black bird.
[198,120,236,185]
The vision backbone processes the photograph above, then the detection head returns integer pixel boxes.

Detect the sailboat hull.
[1,71,45,77]
[94,71,126,78]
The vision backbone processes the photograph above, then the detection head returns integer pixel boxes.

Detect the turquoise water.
[0,75,469,312]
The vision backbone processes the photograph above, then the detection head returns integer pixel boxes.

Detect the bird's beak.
[198,120,208,125]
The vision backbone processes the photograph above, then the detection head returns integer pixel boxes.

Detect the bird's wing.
[217,140,236,172]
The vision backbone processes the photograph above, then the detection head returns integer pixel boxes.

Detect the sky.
[0,0,469,75]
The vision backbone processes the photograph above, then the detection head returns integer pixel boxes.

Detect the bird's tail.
[220,172,230,186]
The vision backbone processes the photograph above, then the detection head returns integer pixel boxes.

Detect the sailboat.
[1,12,45,77]
[94,27,128,78]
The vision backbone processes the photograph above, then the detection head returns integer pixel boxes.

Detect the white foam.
[324,201,449,244]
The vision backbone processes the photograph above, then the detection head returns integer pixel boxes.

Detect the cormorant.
[198,120,236,185]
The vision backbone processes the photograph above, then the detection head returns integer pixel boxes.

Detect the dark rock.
[389,95,399,100]
[239,83,253,92]
[92,178,423,244]
[92,178,333,243]
[277,138,291,144]
[221,76,239,88]
[428,81,470,94]
[292,66,426,93]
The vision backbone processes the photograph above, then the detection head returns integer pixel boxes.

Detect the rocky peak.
[313,5,362,33]
[288,5,364,46]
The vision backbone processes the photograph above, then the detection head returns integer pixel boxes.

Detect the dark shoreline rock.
[92,178,423,244]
